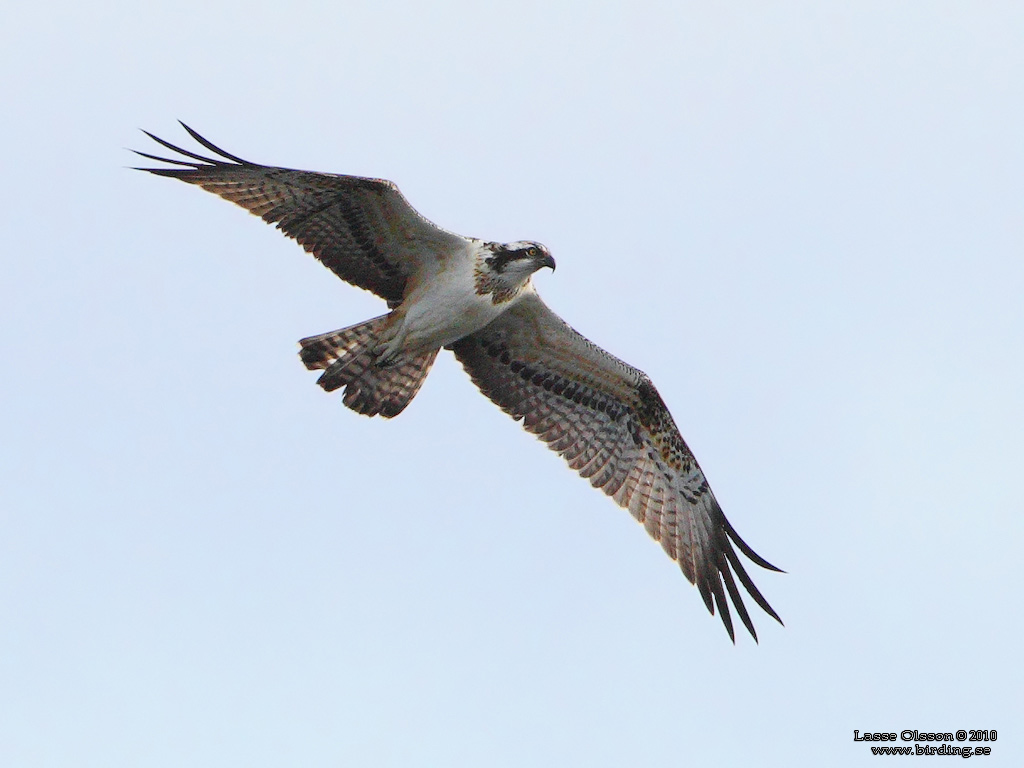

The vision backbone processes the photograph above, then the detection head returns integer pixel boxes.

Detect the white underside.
[383,243,531,357]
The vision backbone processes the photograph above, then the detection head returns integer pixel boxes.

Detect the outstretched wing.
[450,292,783,641]
[134,123,469,305]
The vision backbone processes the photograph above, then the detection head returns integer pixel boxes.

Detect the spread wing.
[134,123,469,305]
[450,292,783,642]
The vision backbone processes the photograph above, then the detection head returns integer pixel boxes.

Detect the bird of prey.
[135,124,783,642]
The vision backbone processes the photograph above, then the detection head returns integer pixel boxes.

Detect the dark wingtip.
[720,553,758,641]
[137,128,220,166]
[723,516,785,573]
[723,538,785,628]
[692,507,786,641]
[708,569,736,642]
[177,121,251,164]
[130,148,203,168]
[131,124,254,171]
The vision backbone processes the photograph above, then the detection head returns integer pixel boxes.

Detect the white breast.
[395,243,529,353]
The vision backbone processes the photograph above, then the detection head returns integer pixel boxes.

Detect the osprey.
[136,124,783,642]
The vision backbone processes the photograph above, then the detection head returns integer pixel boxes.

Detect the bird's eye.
[527,247,537,257]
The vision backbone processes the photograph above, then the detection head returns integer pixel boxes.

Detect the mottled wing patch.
[135,123,468,305]
[450,293,782,641]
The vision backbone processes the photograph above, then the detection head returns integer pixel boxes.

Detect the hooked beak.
[538,253,556,272]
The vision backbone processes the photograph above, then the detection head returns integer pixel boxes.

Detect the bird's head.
[477,241,556,304]
[488,241,556,277]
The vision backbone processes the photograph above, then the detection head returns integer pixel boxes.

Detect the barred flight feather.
[451,292,783,642]
[135,122,465,306]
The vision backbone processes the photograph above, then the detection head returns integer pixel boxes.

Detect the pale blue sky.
[2,2,1022,766]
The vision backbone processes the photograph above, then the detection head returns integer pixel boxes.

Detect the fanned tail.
[299,316,437,418]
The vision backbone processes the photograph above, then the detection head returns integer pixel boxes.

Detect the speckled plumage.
[136,123,782,642]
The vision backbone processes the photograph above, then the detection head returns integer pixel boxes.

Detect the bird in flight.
[135,124,783,642]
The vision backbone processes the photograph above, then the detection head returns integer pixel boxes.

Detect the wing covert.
[450,292,783,641]
[135,123,468,305]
